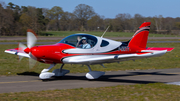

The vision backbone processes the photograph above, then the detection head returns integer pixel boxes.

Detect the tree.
[19,13,32,35]
[60,12,76,31]
[104,18,113,31]
[133,14,144,30]
[0,2,13,36]
[21,6,28,13]
[36,8,48,31]
[7,2,14,9]
[73,4,96,31]
[87,15,104,31]
[152,15,164,31]
[113,13,132,31]
[13,5,20,21]
[42,8,50,31]
[175,22,180,29]
[46,6,64,31]
[162,17,174,31]
[2,2,180,35]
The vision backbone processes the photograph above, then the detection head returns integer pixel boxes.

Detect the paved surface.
[1,41,180,45]
[1,36,180,45]
[0,68,180,93]
[0,36,180,41]
[0,42,56,45]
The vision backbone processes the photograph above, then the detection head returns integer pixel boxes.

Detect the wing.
[62,50,167,65]
[5,48,30,58]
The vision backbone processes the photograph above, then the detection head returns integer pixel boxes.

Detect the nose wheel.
[39,64,69,80]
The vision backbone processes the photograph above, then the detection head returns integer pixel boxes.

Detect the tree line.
[0,2,180,36]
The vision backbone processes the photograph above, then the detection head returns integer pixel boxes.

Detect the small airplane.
[5,22,174,80]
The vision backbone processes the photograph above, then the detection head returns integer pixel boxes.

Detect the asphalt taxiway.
[1,41,180,45]
[0,68,180,93]
[1,36,180,45]
[0,36,180,41]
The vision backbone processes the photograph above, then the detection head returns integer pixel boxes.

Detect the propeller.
[27,30,37,48]
[18,42,27,61]
[18,29,38,69]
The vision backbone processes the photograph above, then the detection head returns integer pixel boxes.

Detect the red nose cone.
[24,48,30,53]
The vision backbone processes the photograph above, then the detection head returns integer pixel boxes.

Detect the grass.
[0,41,180,100]
[0,31,179,43]
[0,83,180,100]
[1,38,180,43]
[0,42,179,76]
[41,31,180,37]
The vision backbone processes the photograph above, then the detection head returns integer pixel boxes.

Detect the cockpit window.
[100,40,109,47]
[58,34,97,49]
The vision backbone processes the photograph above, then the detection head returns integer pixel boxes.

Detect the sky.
[1,0,180,18]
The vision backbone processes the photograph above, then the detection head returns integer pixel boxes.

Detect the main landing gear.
[39,64,105,80]
[85,65,105,79]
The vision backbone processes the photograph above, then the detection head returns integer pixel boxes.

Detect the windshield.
[58,34,97,48]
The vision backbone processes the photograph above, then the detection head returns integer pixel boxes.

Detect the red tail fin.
[128,22,151,50]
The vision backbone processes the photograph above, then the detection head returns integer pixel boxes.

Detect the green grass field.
[41,31,179,37]
[0,83,180,100]
[0,31,179,43]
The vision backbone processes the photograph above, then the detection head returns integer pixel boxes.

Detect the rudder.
[128,22,151,50]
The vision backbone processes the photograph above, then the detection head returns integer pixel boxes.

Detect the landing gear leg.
[52,64,70,77]
[85,65,105,79]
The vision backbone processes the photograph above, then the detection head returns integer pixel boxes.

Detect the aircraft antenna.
[101,26,110,38]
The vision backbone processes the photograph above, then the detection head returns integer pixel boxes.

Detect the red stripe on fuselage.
[32,43,141,64]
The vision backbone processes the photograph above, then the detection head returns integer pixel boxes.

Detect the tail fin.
[128,22,151,49]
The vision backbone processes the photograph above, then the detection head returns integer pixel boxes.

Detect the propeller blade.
[27,29,37,48]
[29,58,37,69]
[18,56,23,62]
[18,29,38,69]
[29,52,37,69]
[18,42,27,52]
[17,30,38,69]
[18,42,27,61]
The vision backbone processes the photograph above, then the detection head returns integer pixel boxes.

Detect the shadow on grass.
[17,71,39,76]
[43,71,178,84]
[95,71,178,84]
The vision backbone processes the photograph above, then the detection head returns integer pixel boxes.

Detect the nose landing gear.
[39,63,69,80]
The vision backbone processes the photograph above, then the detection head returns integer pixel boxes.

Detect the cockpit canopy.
[58,34,98,48]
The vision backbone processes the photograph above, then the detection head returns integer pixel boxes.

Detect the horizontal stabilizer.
[142,47,174,52]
